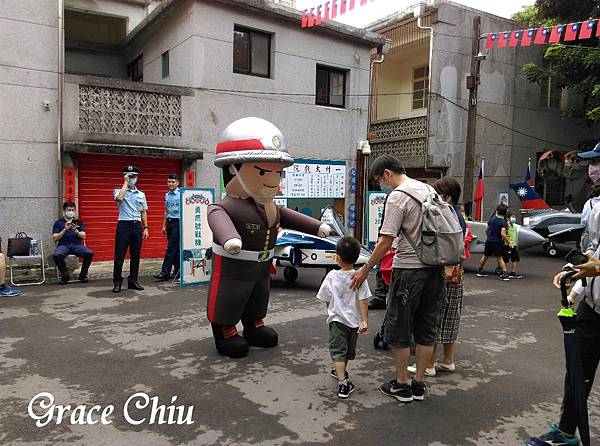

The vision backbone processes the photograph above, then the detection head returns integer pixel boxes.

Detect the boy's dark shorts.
[383,267,445,348]
[329,321,359,361]
[502,246,520,263]
[484,240,505,257]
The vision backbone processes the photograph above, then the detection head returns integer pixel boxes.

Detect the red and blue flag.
[510,182,549,209]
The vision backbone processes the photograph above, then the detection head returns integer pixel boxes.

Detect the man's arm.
[350,234,394,291]
[358,298,368,334]
[501,227,510,244]
[52,228,66,243]
[115,175,129,201]
[141,210,149,240]
[162,211,168,234]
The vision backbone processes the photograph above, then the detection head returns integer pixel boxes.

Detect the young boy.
[477,204,511,281]
[317,236,370,398]
[503,211,523,279]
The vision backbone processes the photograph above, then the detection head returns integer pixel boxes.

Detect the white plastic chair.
[9,233,46,286]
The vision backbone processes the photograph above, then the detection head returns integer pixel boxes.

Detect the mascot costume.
[207,117,331,358]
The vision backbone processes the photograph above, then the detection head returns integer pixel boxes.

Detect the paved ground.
[1,251,598,445]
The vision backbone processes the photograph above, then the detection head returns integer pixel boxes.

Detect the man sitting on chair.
[52,201,94,284]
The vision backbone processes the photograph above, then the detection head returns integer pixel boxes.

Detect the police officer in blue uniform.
[154,172,181,282]
[112,165,149,293]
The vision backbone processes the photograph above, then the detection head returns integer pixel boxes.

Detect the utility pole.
[463,15,482,217]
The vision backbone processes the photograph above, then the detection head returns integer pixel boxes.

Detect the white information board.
[279,159,346,199]
[180,188,215,287]
[366,192,387,250]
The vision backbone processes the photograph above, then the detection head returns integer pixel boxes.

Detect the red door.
[77,154,181,261]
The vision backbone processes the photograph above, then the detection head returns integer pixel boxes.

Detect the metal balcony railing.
[368,116,427,159]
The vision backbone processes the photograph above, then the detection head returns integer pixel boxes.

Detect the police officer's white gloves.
[224,238,243,254]
[318,223,331,238]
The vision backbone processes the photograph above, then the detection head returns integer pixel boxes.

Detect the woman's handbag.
[7,232,32,257]
[444,264,463,285]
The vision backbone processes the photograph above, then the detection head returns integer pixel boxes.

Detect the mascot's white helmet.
[214,117,294,168]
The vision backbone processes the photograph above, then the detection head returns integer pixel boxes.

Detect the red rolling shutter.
[77,154,181,261]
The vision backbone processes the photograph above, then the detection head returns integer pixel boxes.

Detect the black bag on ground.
[7,232,32,257]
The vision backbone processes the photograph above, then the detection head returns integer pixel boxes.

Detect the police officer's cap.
[168,172,180,180]
[122,165,140,175]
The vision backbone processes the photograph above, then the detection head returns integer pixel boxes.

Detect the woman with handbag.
[407,178,466,377]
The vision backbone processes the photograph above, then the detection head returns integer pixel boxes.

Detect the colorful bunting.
[300,0,376,28]
[483,19,598,48]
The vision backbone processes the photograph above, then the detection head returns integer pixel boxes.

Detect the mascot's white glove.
[318,223,331,238]
[224,238,242,254]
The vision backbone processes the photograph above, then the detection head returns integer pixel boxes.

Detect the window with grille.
[161,51,169,79]
[315,65,346,108]
[412,65,429,110]
[233,26,271,77]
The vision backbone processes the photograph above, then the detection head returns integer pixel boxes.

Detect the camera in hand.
[564,249,588,266]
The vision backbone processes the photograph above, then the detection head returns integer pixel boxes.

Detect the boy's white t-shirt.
[316,269,372,328]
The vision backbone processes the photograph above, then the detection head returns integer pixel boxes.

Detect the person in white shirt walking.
[317,236,370,399]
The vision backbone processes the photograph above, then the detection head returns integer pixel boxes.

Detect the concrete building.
[365,0,598,223]
[1,0,385,268]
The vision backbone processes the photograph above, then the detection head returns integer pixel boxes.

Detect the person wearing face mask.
[52,201,94,284]
[155,172,181,282]
[112,165,149,293]
[502,211,523,279]
[206,117,330,358]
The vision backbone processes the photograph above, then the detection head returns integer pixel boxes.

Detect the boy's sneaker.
[329,369,349,380]
[407,364,436,377]
[337,381,355,399]
[527,424,579,445]
[476,270,488,277]
[411,380,427,401]
[499,272,510,281]
[0,285,21,297]
[509,272,523,279]
[435,362,456,372]
[380,379,413,403]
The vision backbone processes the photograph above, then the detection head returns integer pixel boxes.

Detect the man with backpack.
[351,155,463,403]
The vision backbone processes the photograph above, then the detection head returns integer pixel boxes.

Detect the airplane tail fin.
[510,182,550,209]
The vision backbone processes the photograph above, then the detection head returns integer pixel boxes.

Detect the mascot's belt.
[212,243,275,263]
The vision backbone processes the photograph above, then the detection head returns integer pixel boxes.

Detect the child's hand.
[358,321,368,334]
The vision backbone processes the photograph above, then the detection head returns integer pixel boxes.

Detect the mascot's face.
[226,162,284,199]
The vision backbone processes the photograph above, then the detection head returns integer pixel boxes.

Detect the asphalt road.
[1,251,598,445]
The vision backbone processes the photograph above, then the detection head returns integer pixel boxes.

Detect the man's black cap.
[168,172,180,180]
[122,165,141,174]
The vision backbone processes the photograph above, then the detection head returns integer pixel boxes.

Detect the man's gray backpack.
[396,183,465,266]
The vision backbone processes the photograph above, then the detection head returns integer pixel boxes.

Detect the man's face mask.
[588,163,600,184]
[128,176,138,187]
[65,210,76,219]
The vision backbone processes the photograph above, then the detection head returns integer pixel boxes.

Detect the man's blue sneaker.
[0,285,21,297]
[527,424,580,445]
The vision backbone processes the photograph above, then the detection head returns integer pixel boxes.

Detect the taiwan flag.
[534,27,550,44]
[474,162,485,221]
[509,30,522,47]
[521,28,536,46]
[578,19,597,39]
[564,22,580,41]
[485,33,498,49]
[510,182,549,209]
[525,161,533,186]
[497,31,510,48]
[548,24,565,43]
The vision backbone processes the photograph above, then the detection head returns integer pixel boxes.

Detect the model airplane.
[467,221,546,254]
[274,206,371,282]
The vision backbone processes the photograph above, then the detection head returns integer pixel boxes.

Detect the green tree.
[513,0,600,127]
